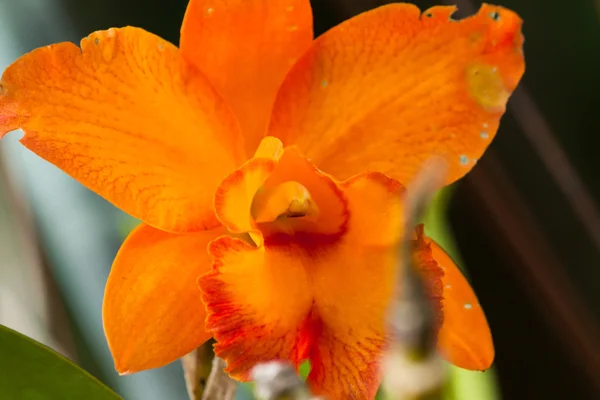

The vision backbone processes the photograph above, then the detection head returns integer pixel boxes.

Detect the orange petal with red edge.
[200,167,405,399]
[269,3,525,185]
[103,223,225,373]
[180,0,313,156]
[412,224,445,332]
[432,237,494,370]
[200,235,313,378]
[414,226,494,370]
[0,27,243,232]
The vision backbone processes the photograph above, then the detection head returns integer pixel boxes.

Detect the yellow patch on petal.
[466,63,510,112]
[269,3,525,186]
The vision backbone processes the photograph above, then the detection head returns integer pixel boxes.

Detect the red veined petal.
[0,27,243,232]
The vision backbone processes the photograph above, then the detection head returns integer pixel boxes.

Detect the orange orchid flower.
[0,1,524,398]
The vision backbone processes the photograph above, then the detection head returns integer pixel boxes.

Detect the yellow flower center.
[252,181,319,223]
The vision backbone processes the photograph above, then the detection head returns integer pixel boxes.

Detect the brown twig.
[251,361,322,400]
[182,341,237,400]
[202,357,238,400]
[182,341,216,400]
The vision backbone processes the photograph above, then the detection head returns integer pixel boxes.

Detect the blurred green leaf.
[0,324,122,400]
[420,187,465,271]
[298,360,310,380]
[444,364,499,400]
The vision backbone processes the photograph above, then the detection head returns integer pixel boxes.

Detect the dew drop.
[480,131,489,139]
[459,154,469,165]
[464,303,473,310]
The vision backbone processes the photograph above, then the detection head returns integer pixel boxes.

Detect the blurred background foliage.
[0,0,599,399]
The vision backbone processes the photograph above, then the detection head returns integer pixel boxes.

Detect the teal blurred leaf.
[116,213,140,239]
[0,324,122,400]
[235,382,254,400]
